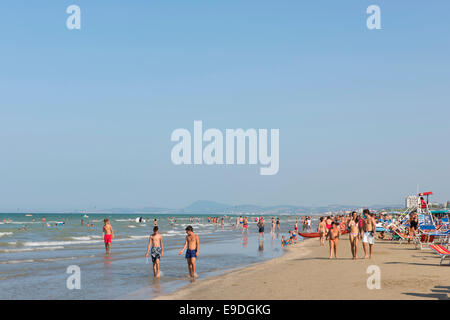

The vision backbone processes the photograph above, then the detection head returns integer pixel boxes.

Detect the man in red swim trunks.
[102,218,114,255]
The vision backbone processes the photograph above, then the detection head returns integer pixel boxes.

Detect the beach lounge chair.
[426,230,450,245]
[414,233,435,250]
[391,228,414,245]
[429,244,450,265]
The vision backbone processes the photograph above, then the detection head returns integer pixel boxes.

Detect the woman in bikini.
[409,213,419,242]
[348,212,360,260]
[318,217,327,246]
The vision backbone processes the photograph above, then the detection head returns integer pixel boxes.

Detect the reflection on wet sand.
[243,234,248,248]
[258,238,264,254]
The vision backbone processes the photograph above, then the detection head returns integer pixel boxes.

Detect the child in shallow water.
[281,236,288,247]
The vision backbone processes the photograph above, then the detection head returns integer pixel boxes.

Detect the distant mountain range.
[4,200,404,214]
[69,200,403,215]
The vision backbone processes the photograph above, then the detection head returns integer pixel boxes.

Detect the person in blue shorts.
[179,225,200,278]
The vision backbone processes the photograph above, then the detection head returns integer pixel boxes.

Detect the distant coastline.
[1,200,403,215]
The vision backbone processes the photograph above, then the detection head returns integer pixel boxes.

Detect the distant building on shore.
[405,195,418,209]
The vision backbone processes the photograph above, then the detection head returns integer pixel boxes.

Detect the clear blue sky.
[1,1,449,211]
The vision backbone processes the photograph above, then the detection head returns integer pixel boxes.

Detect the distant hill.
[89,202,404,215]
[182,200,231,213]
[6,202,403,215]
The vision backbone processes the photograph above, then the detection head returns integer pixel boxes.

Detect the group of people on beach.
[316,209,377,259]
[102,218,200,279]
[100,211,380,280]
[102,215,285,278]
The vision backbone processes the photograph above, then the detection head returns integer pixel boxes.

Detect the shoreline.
[154,238,313,300]
[154,236,449,300]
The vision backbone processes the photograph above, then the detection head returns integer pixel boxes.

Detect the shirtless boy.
[102,218,114,255]
[145,226,164,278]
[362,209,376,259]
[242,217,249,235]
[257,217,265,241]
[326,222,341,259]
[179,225,200,278]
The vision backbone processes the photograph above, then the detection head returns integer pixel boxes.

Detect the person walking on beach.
[242,217,249,235]
[348,212,360,260]
[271,217,275,233]
[358,213,364,240]
[306,216,312,231]
[362,209,376,259]
[257,217,265,240]
[145,226,164,278]
[178,225,200,278]
[276,218,281,232]
[102,219,114,255]
[153,219,158,227]
[327,222,341,259]
[318,217,327,246]
[408,213,419,243]
[325,216,333,231]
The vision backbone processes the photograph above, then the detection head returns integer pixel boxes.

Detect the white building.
[405,195,418,209]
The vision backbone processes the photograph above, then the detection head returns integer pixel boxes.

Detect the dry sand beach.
[155,236,449,300]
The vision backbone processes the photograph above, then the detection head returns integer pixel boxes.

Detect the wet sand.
[154,235,450,300]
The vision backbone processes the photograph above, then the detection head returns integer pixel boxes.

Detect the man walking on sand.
[179,225,200,278]
[102,218,114,255]
[146,226,164,278]
[362,209,376,259]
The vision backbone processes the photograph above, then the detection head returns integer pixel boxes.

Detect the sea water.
[0,213,313,299]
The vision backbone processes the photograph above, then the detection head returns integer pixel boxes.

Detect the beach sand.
[155,236,449,300]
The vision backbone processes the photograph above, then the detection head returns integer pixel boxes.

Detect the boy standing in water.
[242,217,249,234]
[102,219,114,255]
[146,226,164,278]
[257,217,265,241]
[179,225,200,278]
